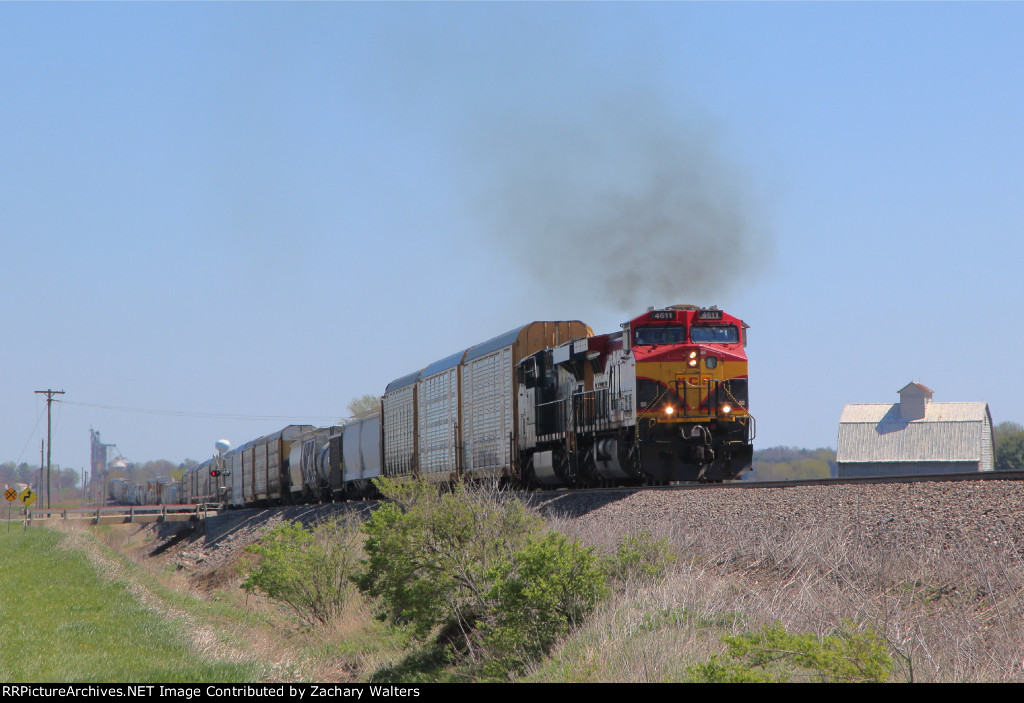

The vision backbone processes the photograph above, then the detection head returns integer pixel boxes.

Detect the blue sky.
[3,3,1022,473]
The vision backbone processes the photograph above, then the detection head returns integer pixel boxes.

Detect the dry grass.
[538,513,1024,682]
[55,484,1024,682]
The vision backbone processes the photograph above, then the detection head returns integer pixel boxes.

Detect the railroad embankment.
[44,481,1024,681]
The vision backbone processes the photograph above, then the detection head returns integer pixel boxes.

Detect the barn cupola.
[898,382,934,421]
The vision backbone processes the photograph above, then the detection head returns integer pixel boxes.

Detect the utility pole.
[35,389,65,510]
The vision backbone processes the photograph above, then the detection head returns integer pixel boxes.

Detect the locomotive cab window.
[634,326,687,346]
[690,325,740,344]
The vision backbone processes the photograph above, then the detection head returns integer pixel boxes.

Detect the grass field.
[0,527,259,683]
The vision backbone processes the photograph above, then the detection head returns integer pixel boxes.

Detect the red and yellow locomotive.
[517,304,753,485]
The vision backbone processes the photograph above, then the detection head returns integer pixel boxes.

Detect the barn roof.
[837,402,992,463]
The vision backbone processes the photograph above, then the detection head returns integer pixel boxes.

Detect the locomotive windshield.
[690,325,740,344]
[634,326,687,346]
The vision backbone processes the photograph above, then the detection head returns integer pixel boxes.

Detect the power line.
[58,400,338,423]
[15,405,47,466]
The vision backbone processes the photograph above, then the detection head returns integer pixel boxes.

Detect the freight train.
[111,305,754,507]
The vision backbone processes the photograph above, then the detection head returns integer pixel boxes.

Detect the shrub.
[354,479,542,645]
[242,518,360,627]
[684,621,893,683]
[481,531,608,677]
[355,478,610,679]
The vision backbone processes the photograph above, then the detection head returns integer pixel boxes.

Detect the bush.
[684,621,893,683]
[481,531,608,676]
[242,518,360,627]
[354,479,543,645]
[355,478,609,679]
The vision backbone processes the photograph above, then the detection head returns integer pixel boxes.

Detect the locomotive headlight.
[688,351,698,359]
[720,403,732,415]
[688,358,698,367]
[664,405,675,415]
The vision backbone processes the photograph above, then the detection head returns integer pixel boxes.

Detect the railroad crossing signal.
[18,488,36,507]
[5,488,15,535]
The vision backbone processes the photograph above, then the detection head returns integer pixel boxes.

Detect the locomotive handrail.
[535,398,568,434]
[573,388,613,431]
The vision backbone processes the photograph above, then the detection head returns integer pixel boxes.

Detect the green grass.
[0,528,260,682]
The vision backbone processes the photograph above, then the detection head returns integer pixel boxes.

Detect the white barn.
[836,383,994,478]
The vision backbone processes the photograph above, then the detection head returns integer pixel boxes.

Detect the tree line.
[994,421,1024,471]
[750,447,837,481]
[0,459,196,494]
[0,462,81,490]
[749,420,1024,480]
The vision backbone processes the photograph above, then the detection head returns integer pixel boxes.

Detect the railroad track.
[15,471,1024,525]
[530,469,1024,498]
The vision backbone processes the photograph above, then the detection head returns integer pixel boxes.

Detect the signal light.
[210,469,220,478]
